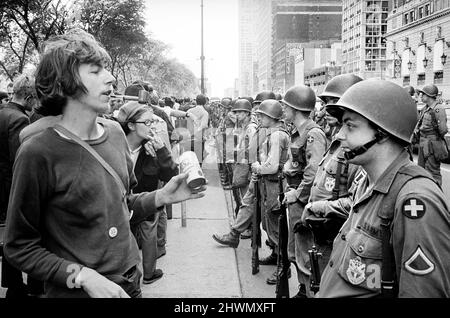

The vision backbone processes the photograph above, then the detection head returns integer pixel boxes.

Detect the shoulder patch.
[307,135,314,143]
[402,198,426,219]
[354,169,366,185]
[404,246,435,275]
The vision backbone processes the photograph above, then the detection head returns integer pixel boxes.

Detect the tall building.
[254,0,273,93]
[341,0,391,79]
[385,0,450,99]
[271,0,342,92]
[238,0,256,97]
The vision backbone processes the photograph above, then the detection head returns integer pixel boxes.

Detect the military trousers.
[287,201,313,291]
[231,179,278,251]
[418,143,442,186]
[231,181,255,233]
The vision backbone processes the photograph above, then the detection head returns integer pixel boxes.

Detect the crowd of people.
[0,29,207,298]
[211,76,450,298]
[0,27,449,298]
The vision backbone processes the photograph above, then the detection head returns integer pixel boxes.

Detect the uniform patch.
[404,246,435,275]
[324,177,335,192]
[402,198,426,219]
[292,161,299,168]
[307,136,314,143]
[346,256,366,285]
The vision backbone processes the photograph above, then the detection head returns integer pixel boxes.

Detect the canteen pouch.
[430,139,449,162]
[232,163,250,188]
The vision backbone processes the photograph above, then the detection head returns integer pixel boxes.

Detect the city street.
[1,139,450,298]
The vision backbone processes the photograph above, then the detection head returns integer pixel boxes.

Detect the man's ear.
[127,122,135,131]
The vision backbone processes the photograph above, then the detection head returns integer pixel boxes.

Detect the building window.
[403,76,410,85]
[425,3,431,16]
[409,10,415,22]
[418,6,424,19]
[434,71,444,83]
[418,74,426,82]
[404,13,409,24]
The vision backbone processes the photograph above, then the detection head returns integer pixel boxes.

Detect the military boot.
[212,230,240,248]
[292,284,308,298]
[266,266,292,285]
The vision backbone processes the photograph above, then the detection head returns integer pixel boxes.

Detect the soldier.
[213,100,291,284]
[280,85,328,297]
[212,91,276,242]
[230,99,256,235]
[248,100,291,284]
[320,79,450,297]
[319,74,364,143]
[215,98,234,188]
[231,99,256,217]
[297,74,363,297]
[413,84,448,186]
[404,85,418,105]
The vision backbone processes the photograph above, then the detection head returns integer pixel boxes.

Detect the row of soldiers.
[211,74,450,298]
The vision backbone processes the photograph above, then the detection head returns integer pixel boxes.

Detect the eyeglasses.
[132,119,154,126]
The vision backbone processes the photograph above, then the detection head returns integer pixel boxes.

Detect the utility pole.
[200,0,205,94]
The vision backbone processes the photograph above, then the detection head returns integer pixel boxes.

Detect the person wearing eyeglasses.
[3,29,205,298]
[117,101,178,285]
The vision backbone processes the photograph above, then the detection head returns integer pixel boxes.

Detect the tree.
[0,0,71,79]
[77,0,148,84]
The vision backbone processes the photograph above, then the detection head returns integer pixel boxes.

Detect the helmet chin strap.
[344,131,386,161]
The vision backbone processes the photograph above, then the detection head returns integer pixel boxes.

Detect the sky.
[145,0,239,97]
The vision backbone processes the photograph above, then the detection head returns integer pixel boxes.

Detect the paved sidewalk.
[141,166,242,298]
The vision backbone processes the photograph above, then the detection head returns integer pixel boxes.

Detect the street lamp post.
[200,0,205,94]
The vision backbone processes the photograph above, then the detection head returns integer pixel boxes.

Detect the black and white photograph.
[0,0,449,306]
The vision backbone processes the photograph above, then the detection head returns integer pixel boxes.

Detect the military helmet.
[241,96,254,104]
[255,99,283,120]
[254,91,276,104]
[318,74,363,101]
[232,98,252,113]
[220,97,232,108]
[403,85,416,97]
[417,84,439,98]
[282,85,316,111]
[326,79,417,143]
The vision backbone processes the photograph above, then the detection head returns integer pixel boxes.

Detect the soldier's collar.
[372,150,411,194]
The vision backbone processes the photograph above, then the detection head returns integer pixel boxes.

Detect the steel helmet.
[282,85,316,111]
[255,99,283,120]
[241,96,254,104]
[254,91,276,104]
[220,97,232,108]
[403,85,416,97]
[326,79,417,143]
[232,99,252,113]
[417,84,439,98]
[318,74,363,101]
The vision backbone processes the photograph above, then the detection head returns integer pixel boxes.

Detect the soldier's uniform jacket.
[215,112,235,162]
[319,150,450,298]
[324,123,342,145]
[258,123,290,213]
[283,119,327,204]
[234,119,257,164]
[417,101,448,158]
[308,139,361,219]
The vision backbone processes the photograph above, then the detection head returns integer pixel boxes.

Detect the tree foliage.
[0,0,198,96]
[0,0,70,79]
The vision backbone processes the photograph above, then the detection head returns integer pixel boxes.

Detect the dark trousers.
[1,257,44,297]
